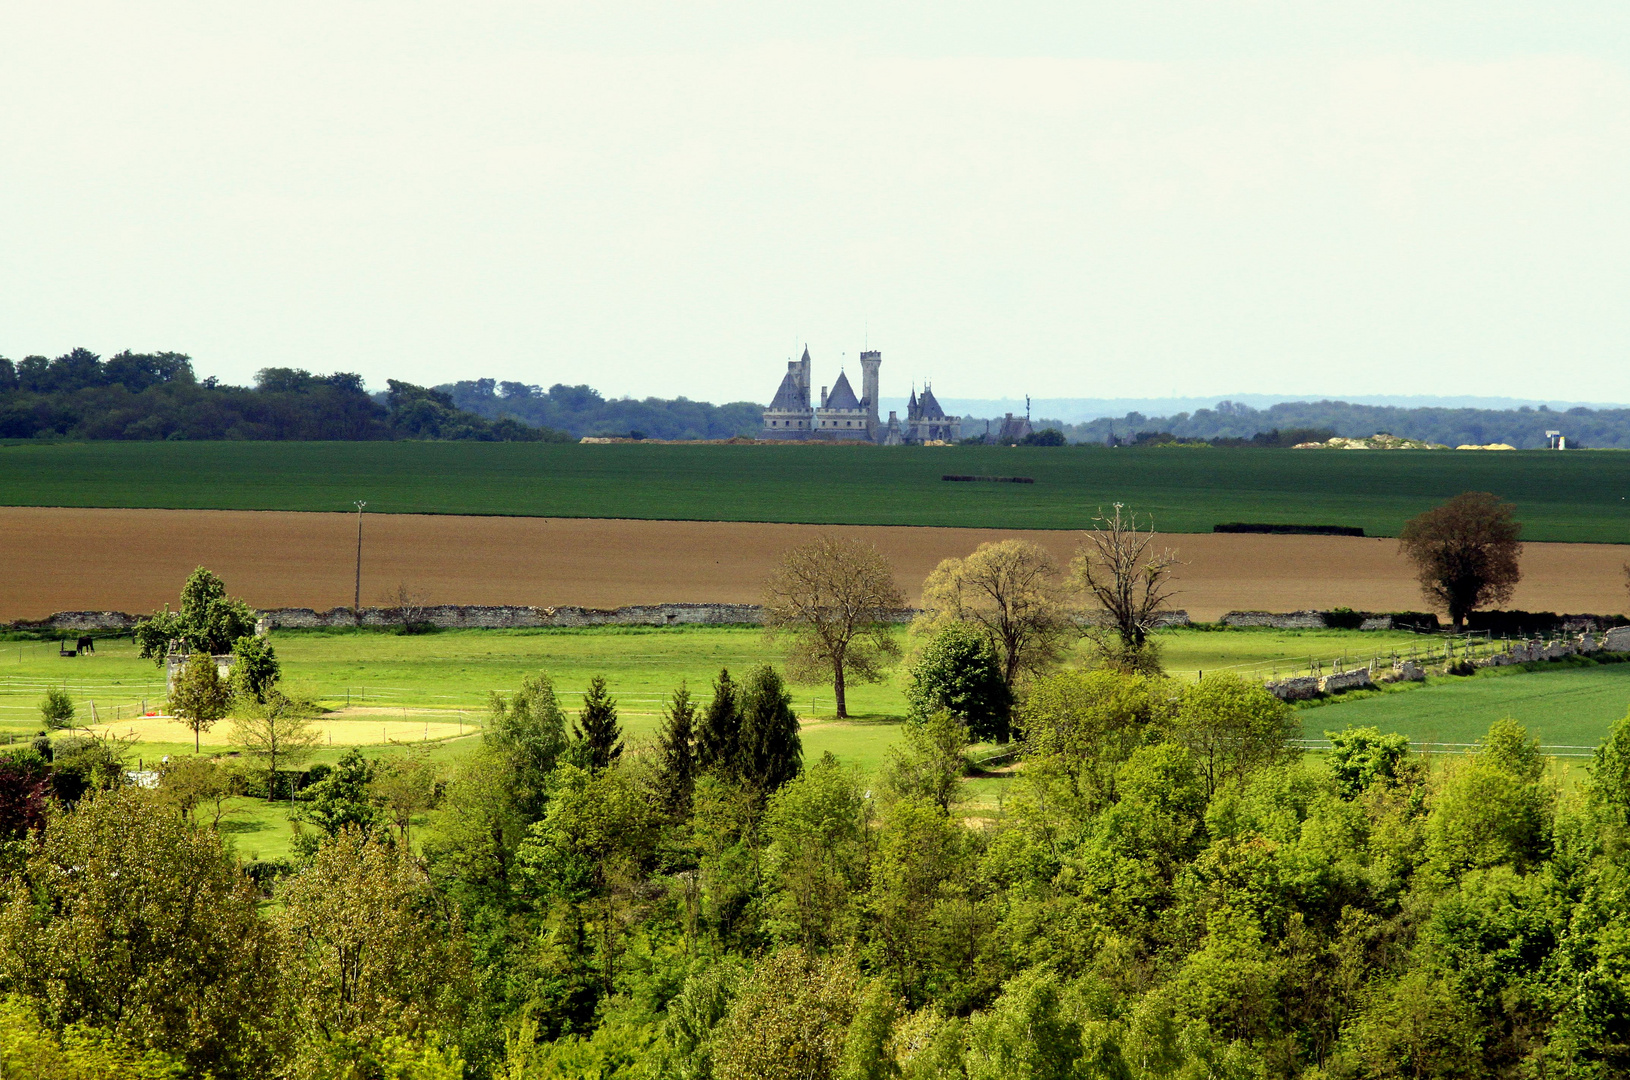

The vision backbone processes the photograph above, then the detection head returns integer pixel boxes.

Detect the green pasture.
[0,625,1428,759]
[8,626,1630,830]
[3,440,1629,540]
[1303,658,1630,753]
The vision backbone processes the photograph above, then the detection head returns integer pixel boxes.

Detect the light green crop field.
[3,440,1629,540]
[1301,659,1630,752]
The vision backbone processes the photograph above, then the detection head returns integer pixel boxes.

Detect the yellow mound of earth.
[1294,434,1448,450]
[84,711,476,746]
[1455,443,1517,451]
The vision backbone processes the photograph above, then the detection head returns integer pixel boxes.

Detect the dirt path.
[2,506,1625,622]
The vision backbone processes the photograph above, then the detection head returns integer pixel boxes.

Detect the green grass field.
[1303,659,1630,753]
[9,625,1629,850]
[3,441,1629,540]
[0,625,1430,760]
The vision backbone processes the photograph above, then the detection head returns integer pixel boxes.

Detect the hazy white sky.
[3,2,1629,403]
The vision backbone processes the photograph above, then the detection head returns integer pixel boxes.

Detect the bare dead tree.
[1071,503,1180,674]
[382,581,430,634]
[762,535,906,718]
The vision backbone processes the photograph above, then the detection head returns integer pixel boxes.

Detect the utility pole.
[353,500,367,626]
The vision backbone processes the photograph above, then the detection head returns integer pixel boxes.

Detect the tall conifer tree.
[573,675,623,773]
[739,665,802,796]
[695,669,743,781]
[655,683,698,816]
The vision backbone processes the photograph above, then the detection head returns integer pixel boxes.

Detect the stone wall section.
[1222,610,1327,629]
[1318,668,1375,694]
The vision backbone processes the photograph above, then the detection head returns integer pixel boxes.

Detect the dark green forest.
[0,349,561,441]
[8,659,1630,1078]
[438,379,763,441]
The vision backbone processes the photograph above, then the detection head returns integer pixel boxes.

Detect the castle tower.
[762,345,816,438]
[795,345,811,402]
[859,350,881,442]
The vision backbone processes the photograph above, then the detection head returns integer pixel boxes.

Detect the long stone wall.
[1264,627,1630,702]
[8,602,913,632]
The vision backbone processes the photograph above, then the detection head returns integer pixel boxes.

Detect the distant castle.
[761,347,961,444]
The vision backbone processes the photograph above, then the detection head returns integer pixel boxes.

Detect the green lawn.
[1302,659,1630,752]
[3,441,1629,540]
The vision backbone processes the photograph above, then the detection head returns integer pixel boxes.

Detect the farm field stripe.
[2,441,1629,541]
[1,506,1624,623]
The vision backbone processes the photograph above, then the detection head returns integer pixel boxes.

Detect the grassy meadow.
[7,623,1626,757]
[8,623,1630,859]
[2,440,1629,540]
[1301,657,1630,751]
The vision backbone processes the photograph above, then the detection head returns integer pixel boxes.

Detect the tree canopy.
[763,536,907,719]
[1399,491,1524,630]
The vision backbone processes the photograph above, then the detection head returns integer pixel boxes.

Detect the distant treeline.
[1049,399,1630,449]
[13,351,1630,449]
[0,349,562,441]
[439,378,763,440]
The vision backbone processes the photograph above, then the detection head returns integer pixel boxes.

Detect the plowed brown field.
[1,507,1625,623]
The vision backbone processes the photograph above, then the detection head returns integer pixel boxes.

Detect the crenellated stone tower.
[859,350,881,442]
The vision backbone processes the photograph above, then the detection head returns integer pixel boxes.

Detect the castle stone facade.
[761,346,960,444]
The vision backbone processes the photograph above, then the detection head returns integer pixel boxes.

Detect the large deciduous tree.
[1171,673,1299,797]
[517,762,659,997]
[486,671,571,821]
[917,539,1074,691]
[1018,668,1173,812]
[279,829,471,1055]
[0,788,283,1076]
[1070,503,1179,674]
[132,566,258,664]
[763,536,906,719]
[229,634,281,703]
[904,622,1013,743]
[1398,491,1523,631]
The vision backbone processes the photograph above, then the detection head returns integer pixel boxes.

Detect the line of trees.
[1047,398,1630,448]
[762,492,1528,723]
[440,379,763,440]
[0,349,566,440]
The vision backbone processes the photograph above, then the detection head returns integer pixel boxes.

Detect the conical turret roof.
[824,371,862,411]
[768,370,806,411]
[917,385,946,419]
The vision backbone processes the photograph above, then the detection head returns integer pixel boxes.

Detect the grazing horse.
[76,636,95,655]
